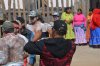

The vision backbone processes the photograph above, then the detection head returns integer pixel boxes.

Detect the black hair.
[56,29,67,36]
[12,21,19,25]
[16,17,25,24]
[64,7,72,12]
[37,15,44,23]
[30,16,36,20]
[77,8,82,13]
[0,20,5,25]
[53,20,67,36]
[89,8,93,12]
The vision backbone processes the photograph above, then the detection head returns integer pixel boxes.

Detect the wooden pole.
[34,0,36,10]
[38,0,40,14]
[56,0,59,12]
[1,0,6,20]
[0,1,1,38]
[74,0,78,13]
[23,0,27,25]
[61,0,64,12]
[0,26,1,37]
[28,0,30,21]
[30,0,35,10]
[66,0,69,7]
[51,0,54,21]
[17,0,21,17]
[8,0,12,20]
[86,0,90,15]
[13,0,16,20]
[42,0,45,18]
[46,0,50,22]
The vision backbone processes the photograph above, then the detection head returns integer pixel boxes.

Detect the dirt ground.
[34,46,100,66]
[71,46,100,66]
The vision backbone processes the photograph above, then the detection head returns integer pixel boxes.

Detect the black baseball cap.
[53,20,67,35]
[12,17,25,25]
[16,17,25,24]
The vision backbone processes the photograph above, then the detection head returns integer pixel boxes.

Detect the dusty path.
[71,46,100,66]
[35,46,100,66]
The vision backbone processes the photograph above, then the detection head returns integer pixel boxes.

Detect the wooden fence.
[0,0,90,37]
[0,0,90,22]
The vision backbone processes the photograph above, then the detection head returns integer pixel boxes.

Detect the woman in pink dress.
[73,9,87,45]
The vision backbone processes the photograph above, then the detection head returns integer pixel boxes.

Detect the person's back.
[40,38,76,66]
[1,33,25,62]
[24,20,76,66]
[0,21,26,65]
[0,38,8,65]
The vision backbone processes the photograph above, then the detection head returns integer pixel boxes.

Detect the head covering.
[77,8,82,12]
[29,10,38,17]
[12,20,21,27]
[91,8,100,30]
[0,20,4,25]
[52,12,59,16]
[2,21,14,32]
[93,8,100,14]
[53,20,67,35]
[64,7,71,11]
[16,17,25,24]
[89,8,93,12]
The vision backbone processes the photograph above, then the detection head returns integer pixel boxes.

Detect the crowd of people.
[0,6,100,66]
[61,7,100,48]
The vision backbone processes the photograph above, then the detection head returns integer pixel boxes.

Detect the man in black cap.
[24,20,76,66]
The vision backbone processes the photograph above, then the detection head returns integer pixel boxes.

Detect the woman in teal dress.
[61,7,75,40]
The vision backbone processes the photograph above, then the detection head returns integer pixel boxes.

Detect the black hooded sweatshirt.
[24,38,75,58]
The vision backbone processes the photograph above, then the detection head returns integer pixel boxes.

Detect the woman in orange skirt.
[86,9,93,42]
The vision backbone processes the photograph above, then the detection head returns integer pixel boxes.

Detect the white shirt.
[26,21,43,34]
[17,34,28,43]
[42,23,52,32]
[26,24,33,32]
[49,22,54,27]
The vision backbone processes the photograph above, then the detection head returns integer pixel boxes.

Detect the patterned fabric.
[61,12,75,39]
[74,26,87,44]
[0,33,26,65]
[73,14,87,44]
[89,9,100,45]
[40,41,76,66]
[89,28,100,45]
[0,41,8,65]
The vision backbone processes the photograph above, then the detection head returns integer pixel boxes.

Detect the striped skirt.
[74,26,87,44]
